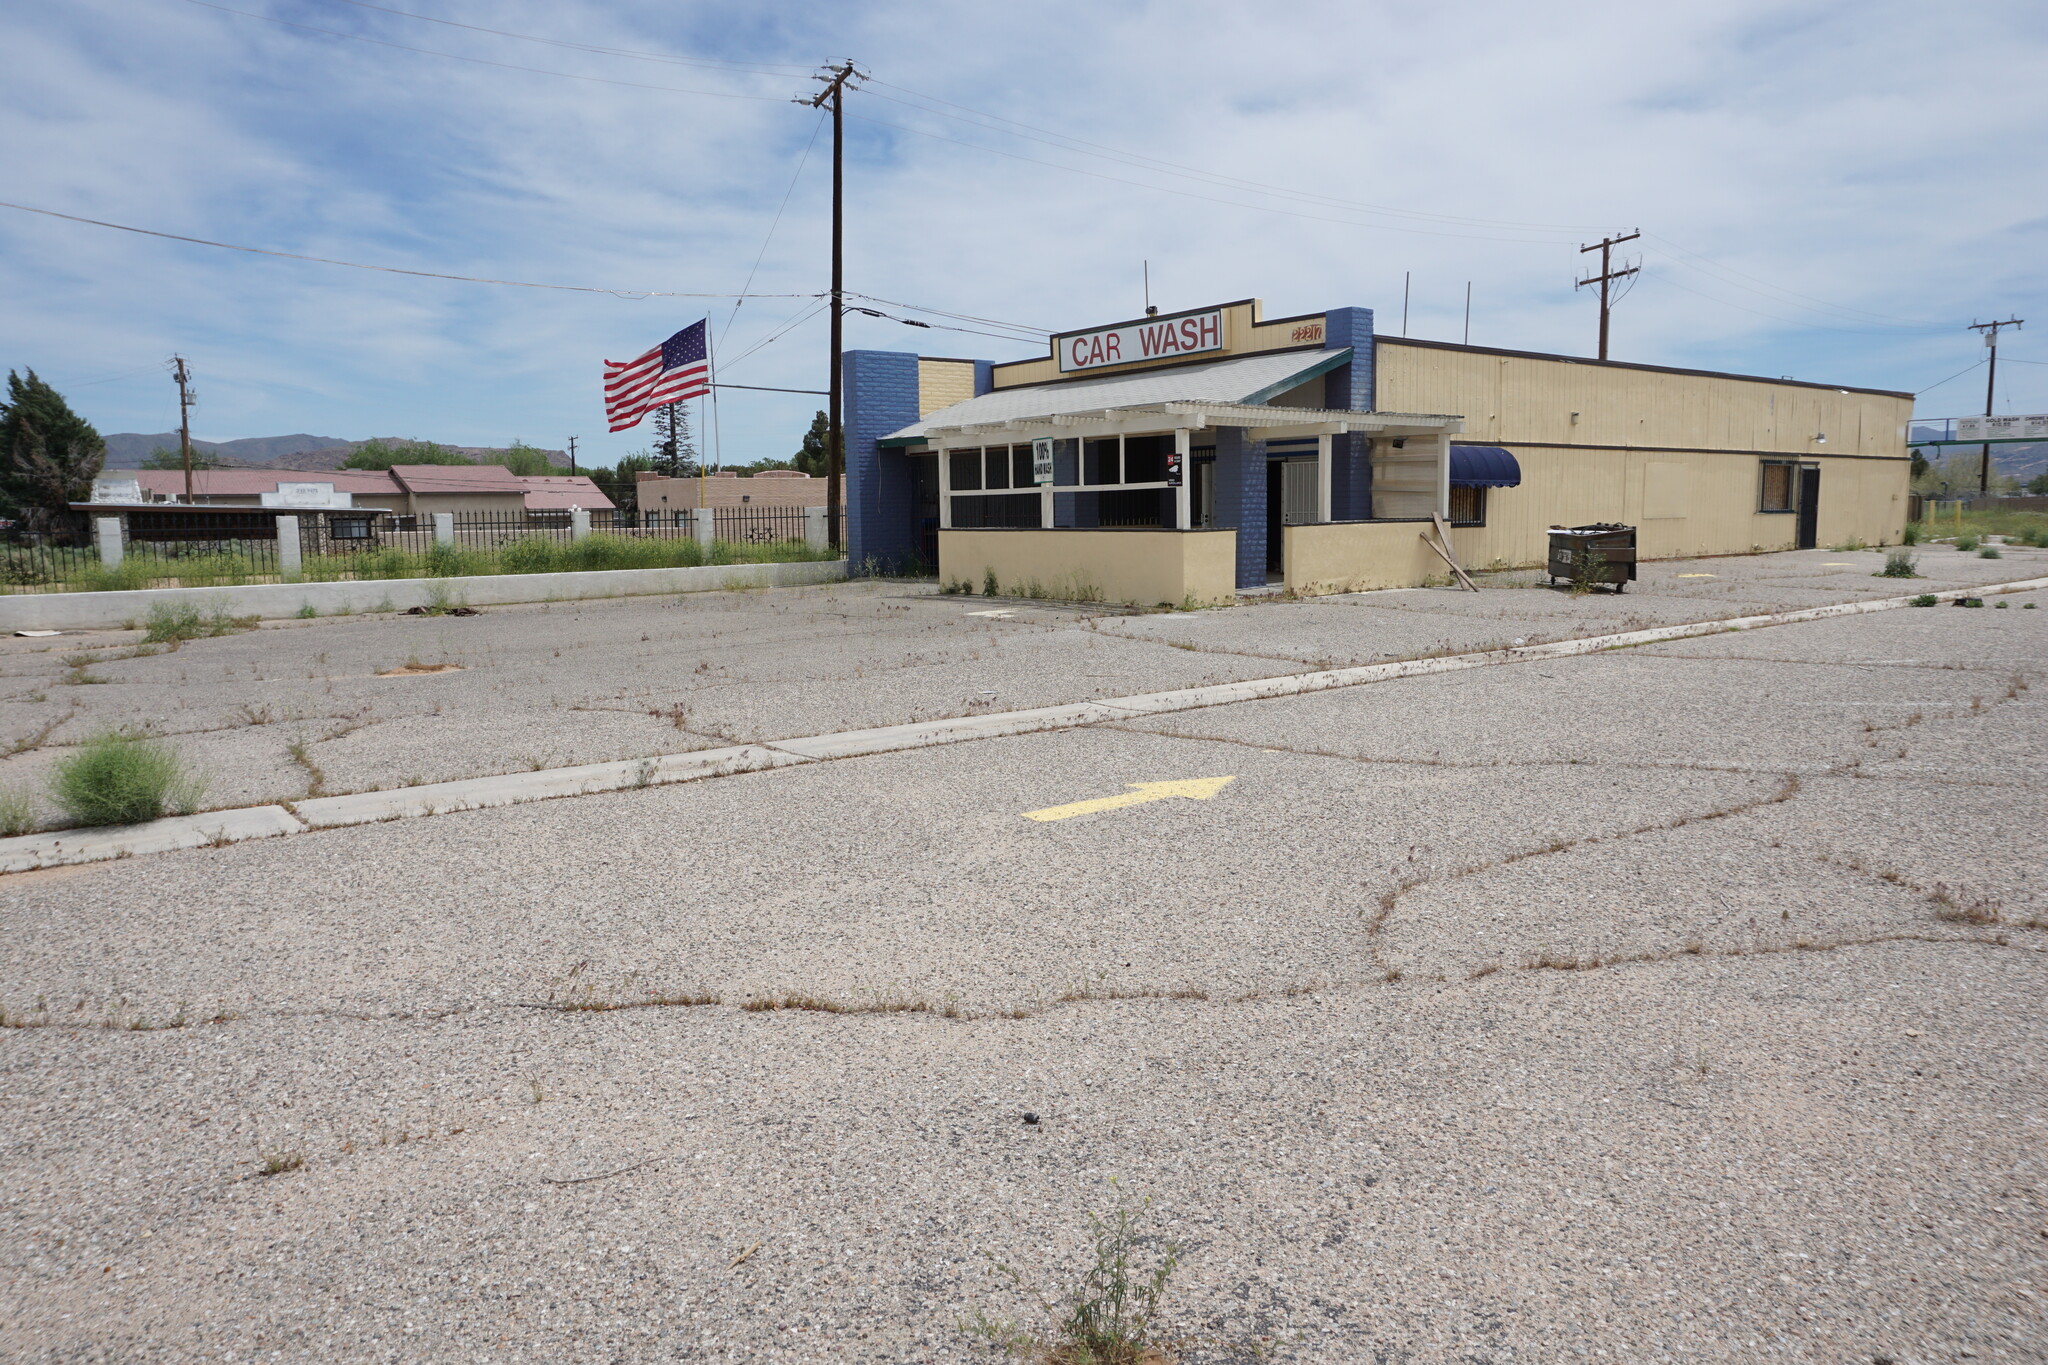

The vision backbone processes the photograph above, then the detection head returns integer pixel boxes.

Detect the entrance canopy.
[1448,444,1523,488]
[883,348,1457,449]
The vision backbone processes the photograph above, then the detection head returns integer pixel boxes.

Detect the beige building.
[844,297,1911,603]
[131,467,615,523]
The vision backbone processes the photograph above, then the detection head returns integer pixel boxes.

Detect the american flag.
[604,320,710,432]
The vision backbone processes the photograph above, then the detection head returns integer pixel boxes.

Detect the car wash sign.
[1057,307,1223,374]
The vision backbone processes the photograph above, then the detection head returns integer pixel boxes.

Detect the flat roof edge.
[1376,336,1914,400]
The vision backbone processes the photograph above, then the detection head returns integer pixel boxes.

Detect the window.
[948,449,982,491]
[1448,485,1486,526]
[984,446,1010,490]
[1759,459,1797,513]
[1012,446,1035,488]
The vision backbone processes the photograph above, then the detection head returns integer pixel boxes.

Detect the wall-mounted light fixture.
[1569,411,1581,424]
[1814,433,1828,445]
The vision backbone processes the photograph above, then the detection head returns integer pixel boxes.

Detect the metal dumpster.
[1546,523,1637,592]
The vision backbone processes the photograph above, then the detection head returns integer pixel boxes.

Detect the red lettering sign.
[1057,309,1226,373]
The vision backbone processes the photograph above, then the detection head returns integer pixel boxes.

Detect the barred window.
[1760,460,1796,513]
[1448,485,1487,526]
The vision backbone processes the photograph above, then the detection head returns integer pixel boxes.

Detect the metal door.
[1797,465,1820,549]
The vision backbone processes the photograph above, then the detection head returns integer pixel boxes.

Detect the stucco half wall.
[939,529,1237,606]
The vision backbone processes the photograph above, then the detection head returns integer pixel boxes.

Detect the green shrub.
[497,536,563,575]
[49,732,202,826]
[1955,533,1980,552]
[144,604,259,643]
[0,789,36,837]
[1910,594,1938,607]
[1901,521,1923,545]
[1876,549,1919,579]
[1979,545,2003,559]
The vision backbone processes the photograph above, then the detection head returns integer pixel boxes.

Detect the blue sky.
[3,0,2046,465]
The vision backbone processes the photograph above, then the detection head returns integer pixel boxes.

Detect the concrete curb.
[0,559,849,631]
[0,806,304,874]
[3,574,2039,873]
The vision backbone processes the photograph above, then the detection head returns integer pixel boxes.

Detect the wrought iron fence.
[1,506,825,594]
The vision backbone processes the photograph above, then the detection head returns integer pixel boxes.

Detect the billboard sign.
[1956,414,2048,441]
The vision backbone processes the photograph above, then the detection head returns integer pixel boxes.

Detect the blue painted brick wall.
[1322,307,1375,521]
[1212,426,1268,589]
[843,350,922,569]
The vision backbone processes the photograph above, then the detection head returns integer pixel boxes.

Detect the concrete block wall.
[1211,427,1269,589]
[843,350,923,570]
[1323,307,1375,521]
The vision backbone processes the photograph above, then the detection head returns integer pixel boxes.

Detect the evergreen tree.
[142,445,223,471]
[0,370,106,530]
[650,402,700,477]
[794,409,830,477]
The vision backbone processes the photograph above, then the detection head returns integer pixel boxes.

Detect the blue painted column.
[1321,307,1376,521]
[1212,426,1267,590]
[843,350,921,570]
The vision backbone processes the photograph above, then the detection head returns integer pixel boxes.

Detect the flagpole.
[702,318,717,511]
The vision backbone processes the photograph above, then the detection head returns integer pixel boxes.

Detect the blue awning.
[1449,444,1522,488]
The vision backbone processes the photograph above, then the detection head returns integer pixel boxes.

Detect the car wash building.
[843,298,1912,604]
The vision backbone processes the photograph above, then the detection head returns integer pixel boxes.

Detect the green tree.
[0,370,106,530]
[581,453,656,514]
[2027,472,2048,495]
[793,409,829,477]
[650,403,699,477]
[142,445,223,471]
[342,438,470,470]
[496,441,556,476]
[1910,450,1929,482]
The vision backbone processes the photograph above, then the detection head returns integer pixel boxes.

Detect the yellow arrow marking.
[1023,776,1235,822]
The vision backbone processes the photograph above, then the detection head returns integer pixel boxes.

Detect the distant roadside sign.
[1956,414,2048,441]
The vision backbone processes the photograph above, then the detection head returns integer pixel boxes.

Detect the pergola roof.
[883,347,1460,447]
[913,399,1463,446]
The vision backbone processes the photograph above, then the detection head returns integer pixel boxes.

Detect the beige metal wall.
[1366,341,1912,567]
[1375,340,1911,457]
[939,528,1237,606]
[1284,447,1909,595]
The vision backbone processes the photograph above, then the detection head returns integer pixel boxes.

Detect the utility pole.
[171,356,196,502]
[1576,231,1640,361]
[1968,317,2023,494]
[566,436,578,476]
[803,60,864,549]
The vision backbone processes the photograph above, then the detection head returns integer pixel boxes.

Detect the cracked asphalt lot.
[0,547,2044,1362]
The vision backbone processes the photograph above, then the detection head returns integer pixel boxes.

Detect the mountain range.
[1909,423,2045,484]
[99,434,568,471]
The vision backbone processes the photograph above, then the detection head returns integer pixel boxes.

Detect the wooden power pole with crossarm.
[803,61,865,550]
[1576,231,1640,362]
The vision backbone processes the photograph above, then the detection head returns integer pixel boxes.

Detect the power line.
[226,1,1962,332]
[182,0,790,104]
[1915,358,1986,396]
[720,110,828,347]
[317,0,816,76]
[858,82,1600,237]
[844,293,1048,337]
[0,200,819,299]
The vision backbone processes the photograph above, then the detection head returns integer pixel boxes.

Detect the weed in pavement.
[49,731,203,826]
[966,1192,1183,1364]
[1876,549,1919,578]
[0,789,36,837]
[144,604,259,645]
